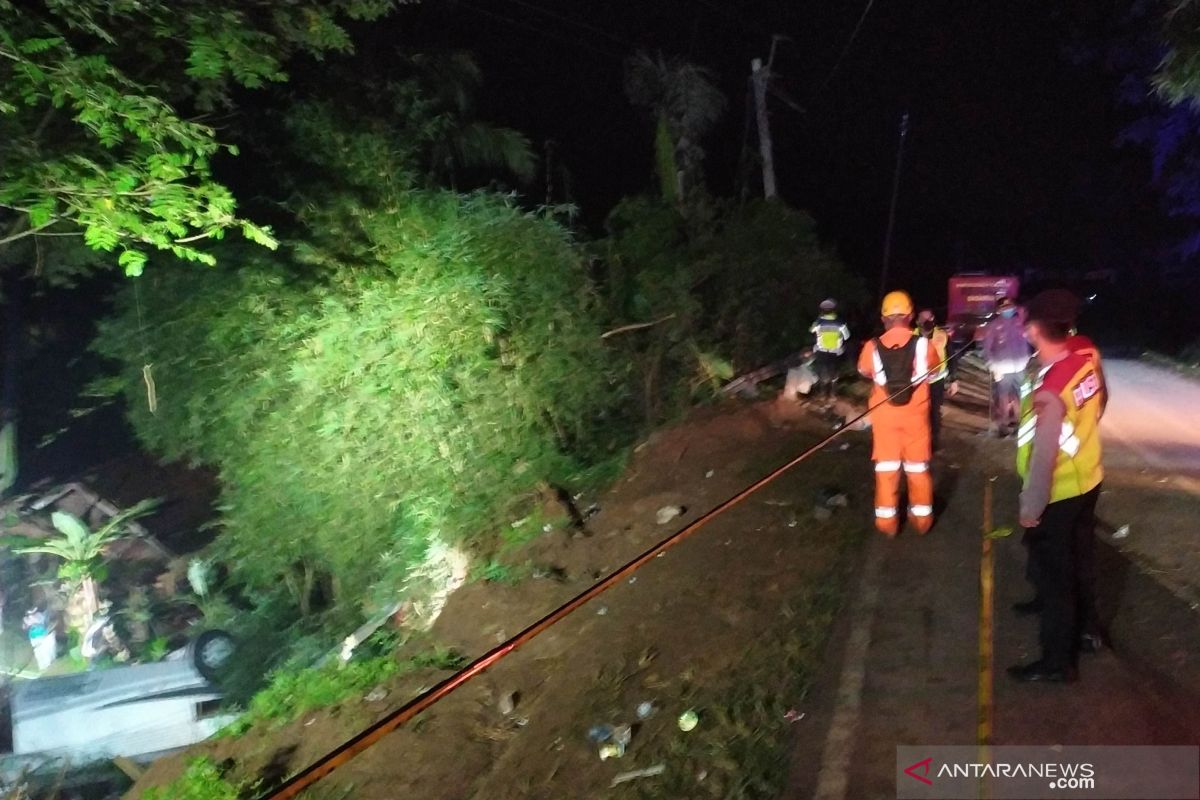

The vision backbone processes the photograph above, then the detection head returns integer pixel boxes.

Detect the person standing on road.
[1014,289,1108,654]
[810,298,851,406]
[916,309,959,452]
[982,297,1030,437]
[858,291,941,537]
[1009,290,1104,683]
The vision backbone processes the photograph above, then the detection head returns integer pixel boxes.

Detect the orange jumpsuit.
[858,327,941,536]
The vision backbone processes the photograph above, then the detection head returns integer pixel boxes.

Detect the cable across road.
[259,342,972,800]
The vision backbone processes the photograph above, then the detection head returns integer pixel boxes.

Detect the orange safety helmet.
[881,290,914,317]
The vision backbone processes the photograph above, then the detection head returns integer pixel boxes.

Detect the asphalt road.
[1102,360,1200,478]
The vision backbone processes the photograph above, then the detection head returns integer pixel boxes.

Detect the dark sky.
[356,0,1162,301]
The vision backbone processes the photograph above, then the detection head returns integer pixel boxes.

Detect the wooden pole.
[751,58,777,199]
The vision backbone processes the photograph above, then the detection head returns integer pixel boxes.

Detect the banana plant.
[15,499,158,635]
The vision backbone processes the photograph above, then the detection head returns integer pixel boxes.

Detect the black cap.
[1025,289,1080,326]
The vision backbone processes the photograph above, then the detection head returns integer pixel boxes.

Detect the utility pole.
[751,57,777,200]
[879,111,910,299]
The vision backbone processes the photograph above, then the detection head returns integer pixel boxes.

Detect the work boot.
[1012,597,1043,616]
[1006,660,1079,684]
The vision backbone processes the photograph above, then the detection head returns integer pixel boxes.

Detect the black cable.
[492,0,636,49]
[457,2,625,61]
[809,0,879,102]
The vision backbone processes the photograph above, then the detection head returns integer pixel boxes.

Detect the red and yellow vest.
[1016,353,1103,503]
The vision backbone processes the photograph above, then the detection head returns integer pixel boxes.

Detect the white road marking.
[812,538,885,800]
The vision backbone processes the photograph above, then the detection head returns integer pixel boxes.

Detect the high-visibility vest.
[811,314,850,355]
[1016,353,1104,504]
[914,326,950,382]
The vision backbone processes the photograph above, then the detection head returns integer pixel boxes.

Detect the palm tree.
[16,499,157,635]
[624,52,726,206]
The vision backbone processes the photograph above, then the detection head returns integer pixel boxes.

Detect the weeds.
[223,647,466,734]
[143,758,242,800]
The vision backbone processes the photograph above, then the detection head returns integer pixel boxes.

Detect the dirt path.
[783,403,1200,800]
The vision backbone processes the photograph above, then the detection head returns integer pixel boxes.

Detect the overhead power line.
[809,0,879,101]
[457,2,625,61]
[493,0,636,49]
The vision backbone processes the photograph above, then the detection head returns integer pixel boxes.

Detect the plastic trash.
[599,743,625,760]
[705,469,715,478]
[677,710,699,732]
[364,686,388,703]
[1113,525,1131,539]
[611,764,666,787]
[656,505,685,525]
[498,690,518,716]
[588,724,615,743]
[783,709,805,723]
[636,701,656,719]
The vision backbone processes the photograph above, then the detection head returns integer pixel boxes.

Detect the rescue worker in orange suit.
[1008,290,1104,683]
[1013,289,1108,654]
[858,291,942,537]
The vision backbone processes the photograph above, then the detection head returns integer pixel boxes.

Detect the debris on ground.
[636,702,655,720]
[498,690,519,716]
[596,605,608,616]
[705,470,715,479]
[599,743,625,760]
[813,506,833,522]
[656,505,685,525]
[783,709,806,723]
[820,488,849,508]
[610,764,666,787]
[1114,525,1131,539]
[588,725,614,743]
[677,710,699,732]
[364,686,388,703]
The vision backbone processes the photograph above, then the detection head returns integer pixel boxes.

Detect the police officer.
[1009,290,1104,683]
[810,299,851,405]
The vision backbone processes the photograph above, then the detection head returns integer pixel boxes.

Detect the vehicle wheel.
[190,629,235,682]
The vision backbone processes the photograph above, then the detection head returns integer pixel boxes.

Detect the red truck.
[946,274,1020,346]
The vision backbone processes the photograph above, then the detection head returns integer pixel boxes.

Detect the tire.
[189,629,235,682]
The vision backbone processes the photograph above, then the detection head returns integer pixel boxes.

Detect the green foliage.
[231,647,466,731]
[96,187,625,625]
[143,758,241,800]
[1157,1,1200,104]
[599,197,863,423]
[0,0,394,272]
[625,53,726,204]
[13,499,157,586]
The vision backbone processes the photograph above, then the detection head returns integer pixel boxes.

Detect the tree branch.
[600,314,677,339]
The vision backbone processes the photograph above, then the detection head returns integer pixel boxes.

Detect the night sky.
[356,0,1167,303]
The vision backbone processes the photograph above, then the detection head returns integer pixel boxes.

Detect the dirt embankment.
[131,398,877,799]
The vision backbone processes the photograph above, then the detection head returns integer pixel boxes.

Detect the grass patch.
[1145,350,1200,382]
[143,758,241,800]
[220,647,466,736]
[633,533,862,800]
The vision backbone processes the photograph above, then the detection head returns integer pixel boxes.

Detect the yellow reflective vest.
[914,326,950,382]
[1016,353,1104,504]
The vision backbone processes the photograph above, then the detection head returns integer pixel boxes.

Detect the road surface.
[784,415,1200,800]
[1102,359,1200,478]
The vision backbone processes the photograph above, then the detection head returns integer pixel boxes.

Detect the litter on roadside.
[677,710,699,732]
[1113,525,1131,539]
[636,701,655,719]
[656,505,685,525]
[610,765,666,787]
[783,709,805,723]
